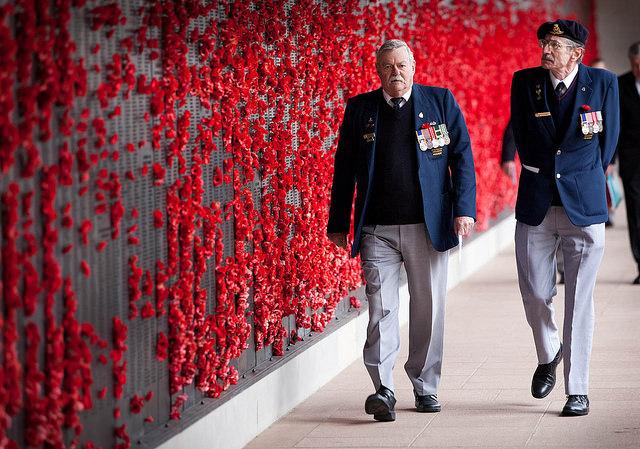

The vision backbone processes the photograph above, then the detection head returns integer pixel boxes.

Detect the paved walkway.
[246,206,640,448]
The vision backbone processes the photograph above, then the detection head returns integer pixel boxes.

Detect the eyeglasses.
[538,39,574,51]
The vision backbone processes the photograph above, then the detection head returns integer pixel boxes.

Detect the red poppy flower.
[129,395,144,414]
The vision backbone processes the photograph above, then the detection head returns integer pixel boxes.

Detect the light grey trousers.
[515,207,605,395]
[360,223,449,395]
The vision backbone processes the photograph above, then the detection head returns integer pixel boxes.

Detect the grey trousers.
[515,207,605,395]
[360,223,449,395]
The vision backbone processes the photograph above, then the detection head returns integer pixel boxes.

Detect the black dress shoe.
[633,275,640,285]
[561,395,589,416]
[531,344,562,399]
[414,392,441,413]
[365,386,396,421]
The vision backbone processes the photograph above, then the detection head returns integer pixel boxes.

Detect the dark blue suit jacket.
[510,64,620,226]
[327,84,477,256]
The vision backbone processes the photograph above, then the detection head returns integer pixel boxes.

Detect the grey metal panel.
[174,18,204,415]
[2,0,369,447]
[69,2,124,447]
[147,5,173,433]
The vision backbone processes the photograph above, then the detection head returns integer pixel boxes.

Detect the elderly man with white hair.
[327,39,476,421]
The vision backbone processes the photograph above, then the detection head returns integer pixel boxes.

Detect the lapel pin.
[418,112,424,118]
[581,87,586,92]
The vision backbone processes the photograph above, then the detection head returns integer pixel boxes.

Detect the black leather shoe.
[414,391,441,413]
[365,386,396,421]
[531,345,562,399]
[561,395,589,416]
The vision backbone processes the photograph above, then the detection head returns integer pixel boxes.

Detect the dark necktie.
[391,97,403,110]
[555,81,567,98]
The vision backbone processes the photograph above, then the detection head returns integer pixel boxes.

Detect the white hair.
[553,35,585,63]
[376,40,415,66]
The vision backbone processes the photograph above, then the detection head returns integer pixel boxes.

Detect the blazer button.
[556,149,561,155]
[556,173,561,179]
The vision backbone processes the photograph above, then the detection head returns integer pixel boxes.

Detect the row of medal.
[416,123,450,152]
[580,111,603,135]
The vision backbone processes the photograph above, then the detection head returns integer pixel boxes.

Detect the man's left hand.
[501,161,517,184]
[454,216,475,238]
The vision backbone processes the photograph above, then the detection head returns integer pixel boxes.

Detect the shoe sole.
[365,397,395,421]
[373,411,396,421]
[561,408,589,417]
[416,405,442,413]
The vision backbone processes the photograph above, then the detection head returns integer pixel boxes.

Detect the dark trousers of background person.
[622,171,640,276]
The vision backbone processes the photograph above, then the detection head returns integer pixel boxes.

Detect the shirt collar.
[550,64,579,90]
[635,78,640,96]
[382,87,412,108]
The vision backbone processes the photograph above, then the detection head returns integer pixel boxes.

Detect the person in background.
[510,19,619,416]
[616,41,640,284]
[327,39,476,422]
[591,58,618,227]
[500,119,518,183]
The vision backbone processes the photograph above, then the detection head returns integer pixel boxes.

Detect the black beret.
[537,19,589,46]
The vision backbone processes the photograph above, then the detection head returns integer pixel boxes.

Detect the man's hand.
[501,161,517,183]
[454,216,475,238]
[328,232,348,249]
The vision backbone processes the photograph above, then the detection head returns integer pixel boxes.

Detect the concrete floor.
[246,206,640,448]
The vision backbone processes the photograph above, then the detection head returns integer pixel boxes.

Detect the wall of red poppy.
[0,1,591,447]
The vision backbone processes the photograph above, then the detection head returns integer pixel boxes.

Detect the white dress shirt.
[382,88,412,109]
[550,64,579,91]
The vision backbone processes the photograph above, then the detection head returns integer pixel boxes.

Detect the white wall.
[595,0,640,75]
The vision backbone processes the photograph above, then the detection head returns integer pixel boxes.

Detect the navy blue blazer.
[510,64,620,226]
[327,84,477,256]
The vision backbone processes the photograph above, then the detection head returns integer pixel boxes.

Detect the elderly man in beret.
[510,20,619,416]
